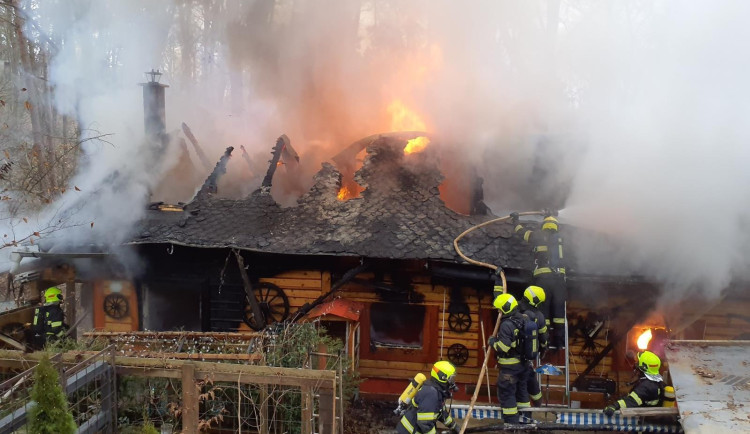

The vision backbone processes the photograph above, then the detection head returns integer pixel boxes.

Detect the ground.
[344,399,399,433]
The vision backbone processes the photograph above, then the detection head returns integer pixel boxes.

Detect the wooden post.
[181,363,198,434]
[64,279,76,339]
[331,377,337,434]
[259,385,269,434]
[480,321,492,403]
[458,312,502,433]
[318,389,333,433]
[301,385,313,434]
[338,356,344,434]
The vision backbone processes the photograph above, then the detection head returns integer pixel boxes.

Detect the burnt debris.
[182,122,213,171]
[192,146,234,201]
[260,135,290,193]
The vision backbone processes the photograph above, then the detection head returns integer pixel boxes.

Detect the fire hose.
[453,211,543,434]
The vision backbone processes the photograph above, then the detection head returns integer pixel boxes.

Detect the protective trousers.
[496,362,529,424]
[526,361,543,405]
[534,273,567,348]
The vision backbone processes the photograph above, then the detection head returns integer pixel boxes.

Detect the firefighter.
[604,351,665,415]
[488,293,529,424]
[29,286,67,349]
[510,210,567,349]
[520,285,548,406]
[396,361,458,434]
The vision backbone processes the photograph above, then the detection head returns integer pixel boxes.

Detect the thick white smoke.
[8,1,750,298]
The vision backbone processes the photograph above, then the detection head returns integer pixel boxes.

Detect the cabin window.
[360,302,437,363]
[369,303,425,349]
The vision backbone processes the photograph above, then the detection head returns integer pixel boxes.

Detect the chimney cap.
[146,69,162,83]
[139,69,169,88]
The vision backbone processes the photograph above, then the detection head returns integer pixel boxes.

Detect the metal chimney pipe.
[139,69,169,140]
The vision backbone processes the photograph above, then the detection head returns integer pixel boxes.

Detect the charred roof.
[130,135,534,268]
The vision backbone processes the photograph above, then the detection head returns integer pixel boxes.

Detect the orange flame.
[637,329,653,350]
[337,185,351,201]
[404,136,429,154]
[387,100,430,154]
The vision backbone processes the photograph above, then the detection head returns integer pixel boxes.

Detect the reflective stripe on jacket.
[491,313,523,365]
[399,379,455,433]
[615,377,664,409]
[521,304,548,351]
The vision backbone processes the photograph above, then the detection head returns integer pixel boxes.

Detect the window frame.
[360,302,438,363]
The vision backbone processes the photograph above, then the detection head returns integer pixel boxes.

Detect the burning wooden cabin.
[5,128,750,413]
[3,78,748,423]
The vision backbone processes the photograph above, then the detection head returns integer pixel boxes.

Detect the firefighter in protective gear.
[487,294,529,424]
[30,286,67,349]
[603,351,665,416]
[520,286,548,406]
[397,361,458,434]
[511,210,567,349]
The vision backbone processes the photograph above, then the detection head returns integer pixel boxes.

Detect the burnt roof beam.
[192,146,234,202]
[260,134,290,193]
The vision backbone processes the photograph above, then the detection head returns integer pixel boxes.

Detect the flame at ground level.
[405,136,430,154]
[637,328,653,350]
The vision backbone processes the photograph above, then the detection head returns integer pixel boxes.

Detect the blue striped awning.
[448,407,683,433]
[556,412,683,433]
[451,406,501,420]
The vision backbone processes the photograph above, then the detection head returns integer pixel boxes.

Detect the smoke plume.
[8,1,750,298]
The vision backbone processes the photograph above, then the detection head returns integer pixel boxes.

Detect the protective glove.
[488,336,498,348]
[509,212,520,224]
[603,405,617,416]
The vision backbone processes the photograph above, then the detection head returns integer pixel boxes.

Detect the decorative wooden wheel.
[448,311,472,333]
[448,343,469,366]
[103,293,129,319]
[243,283,290,331]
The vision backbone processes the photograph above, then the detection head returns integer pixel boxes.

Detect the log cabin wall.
[237,268,494,400]
[240,268,644,403]
[670,287,750,341]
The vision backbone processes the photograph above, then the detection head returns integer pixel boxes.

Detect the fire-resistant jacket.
[613,376,664,409]
[32,302,65,338]
[514,223,565,277]
[491,311,524,366]
[398,378,456,434]
[520,302,548,352]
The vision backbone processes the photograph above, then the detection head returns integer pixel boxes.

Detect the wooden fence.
[0,349,341,433]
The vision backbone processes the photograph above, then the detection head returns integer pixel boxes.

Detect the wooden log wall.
[671,290,750,341]
[237,269,750,403]
[240,270,493,391]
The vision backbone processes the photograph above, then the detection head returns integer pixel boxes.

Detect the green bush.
[27,354,76,434]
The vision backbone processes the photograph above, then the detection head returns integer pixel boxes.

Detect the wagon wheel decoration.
[243,282,290,331]
[1,322,26,343]
[103,293,129,319]
[447,344,469,366]
[448,312,472,333]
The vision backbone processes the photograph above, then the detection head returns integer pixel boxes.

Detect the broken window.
[369,303,425,349]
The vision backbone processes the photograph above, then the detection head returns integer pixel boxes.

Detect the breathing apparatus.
[393,373,426,415]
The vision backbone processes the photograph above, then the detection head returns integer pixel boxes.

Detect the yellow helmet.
[44,286,62,303]
[523,285,546,307]
[431,360,457,385]
[493,293,518,314]
[637,351,661,376]
[542,216,559,231]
